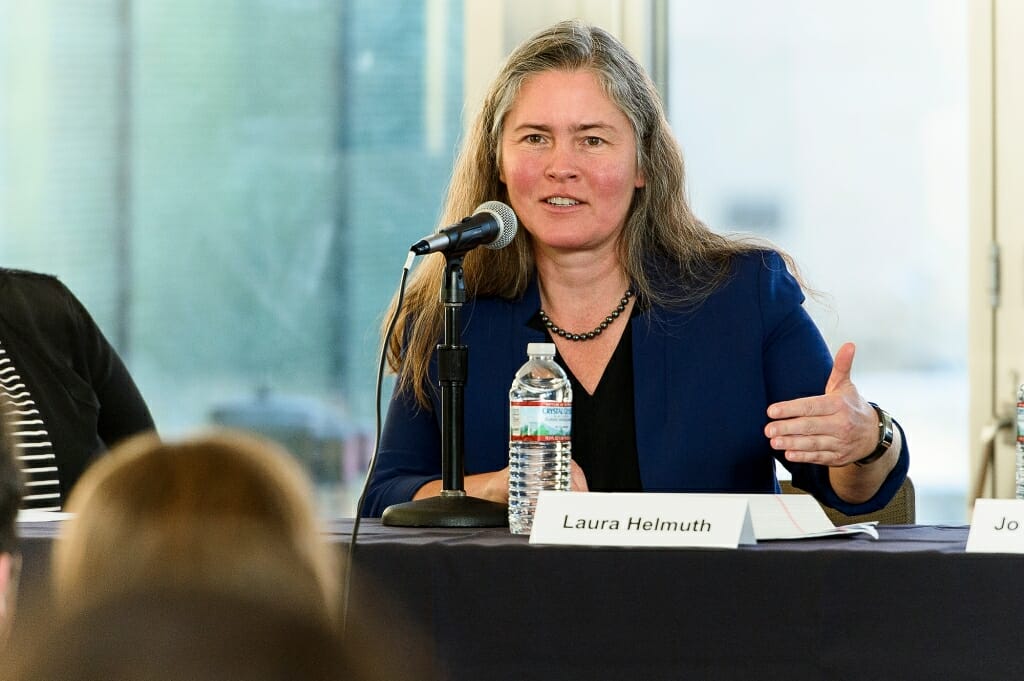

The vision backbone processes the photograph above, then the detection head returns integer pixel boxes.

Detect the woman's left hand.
[764,342,878,467]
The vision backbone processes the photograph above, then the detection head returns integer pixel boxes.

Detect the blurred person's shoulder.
[0,269,88,335]
[0,267,70,293]
[0,268,77,308]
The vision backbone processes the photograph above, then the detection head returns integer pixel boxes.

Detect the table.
[17,521,1024,681]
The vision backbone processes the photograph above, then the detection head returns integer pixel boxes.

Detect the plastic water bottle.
[508,342,572,535]
[1016,384,1024,499]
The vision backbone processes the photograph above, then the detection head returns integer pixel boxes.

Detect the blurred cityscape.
[2,0,465,516]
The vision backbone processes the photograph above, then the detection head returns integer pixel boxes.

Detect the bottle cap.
[526,342,556,357]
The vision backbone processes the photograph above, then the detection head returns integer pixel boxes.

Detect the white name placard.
[528,491,755,548]
[966,498,1024,553]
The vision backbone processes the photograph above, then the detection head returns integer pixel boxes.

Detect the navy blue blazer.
[364,251,909,517]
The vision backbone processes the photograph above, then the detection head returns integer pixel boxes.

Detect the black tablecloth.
[17,521,1024,681]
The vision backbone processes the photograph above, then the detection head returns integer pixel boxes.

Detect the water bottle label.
[1017,383,1024,443]
[1018,404,1024,443]
[510,400,571,441]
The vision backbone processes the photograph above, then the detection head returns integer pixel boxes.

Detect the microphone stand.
[381,253,509,527]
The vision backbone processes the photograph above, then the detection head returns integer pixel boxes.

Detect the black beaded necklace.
[538,288,635,342]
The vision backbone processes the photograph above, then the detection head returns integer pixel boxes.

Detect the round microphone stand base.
[381,493,509,528]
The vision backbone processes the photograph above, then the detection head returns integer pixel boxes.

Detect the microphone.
[410,201,518,256]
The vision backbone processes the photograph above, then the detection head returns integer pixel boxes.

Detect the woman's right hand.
[412,468,511,504]
[469,468,512,503]
[413,460,588,504]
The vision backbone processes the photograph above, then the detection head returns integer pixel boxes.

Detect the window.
[1,0,465,515]
[3,1,968,520]
[667,0,969,521]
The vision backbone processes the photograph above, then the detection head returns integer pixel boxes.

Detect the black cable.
[341,250,415,638]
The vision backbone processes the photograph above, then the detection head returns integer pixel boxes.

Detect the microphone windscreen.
[475,201,518,250]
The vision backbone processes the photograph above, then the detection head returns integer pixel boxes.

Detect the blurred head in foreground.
[51,429,339,624]
[7,584,357,681]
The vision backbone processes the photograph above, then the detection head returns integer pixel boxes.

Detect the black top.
[0,268,156,506]
[528,312,642,492]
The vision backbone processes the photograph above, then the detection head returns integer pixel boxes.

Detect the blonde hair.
[52,430,339,624]
[386,19,782,407]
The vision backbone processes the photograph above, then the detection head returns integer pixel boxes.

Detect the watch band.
[855,403,894,467]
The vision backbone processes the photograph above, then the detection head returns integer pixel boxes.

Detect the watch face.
[856,407,893,466]
[878,409,894,447]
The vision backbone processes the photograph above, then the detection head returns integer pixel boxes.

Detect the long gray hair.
[386,19,776,407]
